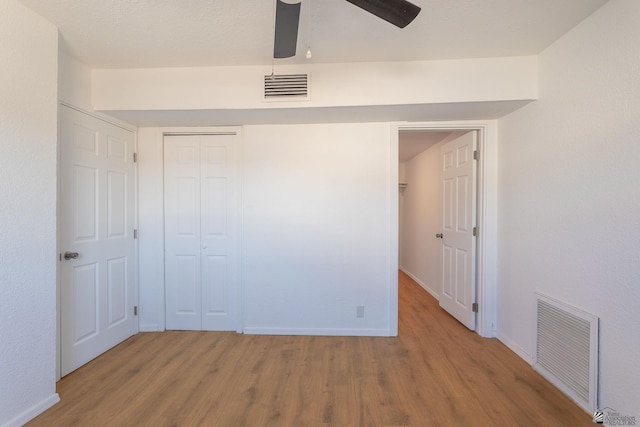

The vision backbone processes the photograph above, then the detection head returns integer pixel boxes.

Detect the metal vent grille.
[534,293,598,412]
[264,74,309,100]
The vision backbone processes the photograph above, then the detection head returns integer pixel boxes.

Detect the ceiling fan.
[274,0,422,59]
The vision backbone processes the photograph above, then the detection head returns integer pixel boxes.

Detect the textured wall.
[498,0,640,415]
[0,0,59,425]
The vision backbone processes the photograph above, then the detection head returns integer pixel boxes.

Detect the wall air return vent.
[534,292,599,413]
[264,73,309,101]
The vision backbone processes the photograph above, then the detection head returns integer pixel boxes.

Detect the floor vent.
[534,293,599,412]
[264,73,309,100]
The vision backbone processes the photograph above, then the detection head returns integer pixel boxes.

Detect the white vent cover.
[264,73,309,100]
[534,293,599,412]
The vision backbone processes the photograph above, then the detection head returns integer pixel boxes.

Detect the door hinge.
[473,150,479,160]
[133,152,138,163]
[133,229,138,239]
[134,306,138,316]
[472,303,479,313]
[473,226,478,237]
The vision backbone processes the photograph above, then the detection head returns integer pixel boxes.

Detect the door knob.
[64,251,79,260]
[435,233,443,239]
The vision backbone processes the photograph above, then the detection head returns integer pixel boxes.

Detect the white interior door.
[164,134,237,331]
[438,131,477,330]
[59,105,137,376]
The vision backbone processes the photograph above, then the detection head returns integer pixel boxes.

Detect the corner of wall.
[58,51,93,111]
[0,395,60,427]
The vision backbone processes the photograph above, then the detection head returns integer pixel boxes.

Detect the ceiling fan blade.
[345,0,421,28]
[274,0,302,59]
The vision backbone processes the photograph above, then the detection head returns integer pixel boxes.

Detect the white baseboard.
[243,327,392,337]
[1,393,60,427]
[399,267,439,301]
[139,323,160,332]
[497,332,534,365]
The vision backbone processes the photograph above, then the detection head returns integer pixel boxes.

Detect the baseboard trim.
[1,393,60,427]
[399,267,439,301]
[497,332,534,365]
[139,323,160,332]
[243,327,392,337]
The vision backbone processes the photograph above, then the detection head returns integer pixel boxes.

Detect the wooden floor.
[29,272,592,426]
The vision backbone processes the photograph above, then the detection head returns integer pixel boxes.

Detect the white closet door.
[164,134,238,331]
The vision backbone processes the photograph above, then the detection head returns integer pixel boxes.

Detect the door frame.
[390,121,497,338]
[56,102,139,380]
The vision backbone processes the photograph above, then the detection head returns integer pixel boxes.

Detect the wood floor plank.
[27,272,592,426]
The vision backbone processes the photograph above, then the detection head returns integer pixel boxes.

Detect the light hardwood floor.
[28,272,592,426]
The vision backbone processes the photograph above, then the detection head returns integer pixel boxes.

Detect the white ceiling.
[21,0,608,69]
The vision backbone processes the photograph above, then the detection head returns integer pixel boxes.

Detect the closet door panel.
[164,136,202,330]
[200,135,237,331]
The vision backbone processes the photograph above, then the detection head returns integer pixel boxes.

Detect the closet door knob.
[435,233,443,239]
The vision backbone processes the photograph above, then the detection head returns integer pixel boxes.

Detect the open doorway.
[399,130,477,329]
[390,122,497,338]
[398,130,467,295]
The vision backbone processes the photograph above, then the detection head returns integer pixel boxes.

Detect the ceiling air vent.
[264,73,309,101]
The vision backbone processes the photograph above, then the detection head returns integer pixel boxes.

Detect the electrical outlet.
[356,305,365,318]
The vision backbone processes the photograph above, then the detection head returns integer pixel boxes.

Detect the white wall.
[92,56,537,112]
[58,51,93,110]
[399,142,443,298]
[136,127,167,331]
[0,1,60,425]
[137,123,394,335]
[242,123,393,335]
[497,0,640,415]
